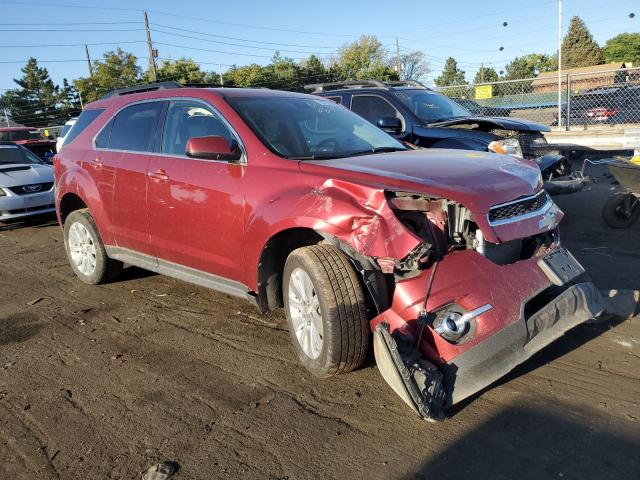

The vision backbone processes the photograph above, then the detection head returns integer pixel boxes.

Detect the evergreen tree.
[0,58,68,126]
[434,57,467,86]
[561,16,604,68]
[473,66,499,84]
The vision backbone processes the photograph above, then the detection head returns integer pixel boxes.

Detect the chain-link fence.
[435,66,640,129]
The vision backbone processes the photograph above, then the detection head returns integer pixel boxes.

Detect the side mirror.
[185,135,242,161]
[377,116,402,133]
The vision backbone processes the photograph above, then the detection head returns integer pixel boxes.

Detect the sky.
[0,0,637,91]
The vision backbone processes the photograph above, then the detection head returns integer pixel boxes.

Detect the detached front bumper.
[441,281,603,406]
[371,247,605,419]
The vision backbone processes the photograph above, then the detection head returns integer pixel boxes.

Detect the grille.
[489,190,549,223]
[5,203,55,215]
[7,182,54,196]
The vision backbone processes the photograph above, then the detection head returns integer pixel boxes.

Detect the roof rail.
[385,80,428,89]
[99,81,183,100]
[304,80,388,93]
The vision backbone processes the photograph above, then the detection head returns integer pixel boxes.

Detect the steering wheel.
[314,138,340,153]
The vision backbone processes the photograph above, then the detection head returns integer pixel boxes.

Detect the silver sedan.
[0,142,55,222]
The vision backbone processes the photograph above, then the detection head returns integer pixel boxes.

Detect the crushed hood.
[303,149,542,214]
[0,163,54,187]
[429,116,550,133]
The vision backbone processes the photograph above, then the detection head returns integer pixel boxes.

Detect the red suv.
[54,82,604,420]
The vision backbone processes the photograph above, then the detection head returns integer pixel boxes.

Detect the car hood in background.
[302,149,542,214]
[428,116,550,133]
[0,163,54,187]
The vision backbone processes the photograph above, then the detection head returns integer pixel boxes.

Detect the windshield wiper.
[293,153,350,160]
[428,115,471,125]
[347,146,408,157]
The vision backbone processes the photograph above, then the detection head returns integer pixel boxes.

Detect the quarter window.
[350,95,402,126]
[107,102,164,152]
[63,109,104,146]
[162,100,235,156]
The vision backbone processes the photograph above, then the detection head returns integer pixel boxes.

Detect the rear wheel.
[602,193,640,228]
[64,209,123,284]
[283,244,369,378]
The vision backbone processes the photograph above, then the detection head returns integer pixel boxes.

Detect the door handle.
[148,169,169,182]
[93,157,103,168]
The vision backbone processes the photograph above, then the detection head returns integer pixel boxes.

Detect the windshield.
[0,144,45,165]
[227,96,407,159]
[0,129,46,141]
[391,89,471,123]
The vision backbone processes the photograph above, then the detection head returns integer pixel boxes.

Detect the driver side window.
[350,95,402,127]
[162,100,234,156]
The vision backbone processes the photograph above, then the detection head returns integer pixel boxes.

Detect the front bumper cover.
[374,282,604,419]
[441,281,603,406]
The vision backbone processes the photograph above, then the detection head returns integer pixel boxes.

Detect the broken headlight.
[488,138,523,159]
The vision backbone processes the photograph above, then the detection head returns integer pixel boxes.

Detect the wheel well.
[257,228,323,312]
[59,193,87,224]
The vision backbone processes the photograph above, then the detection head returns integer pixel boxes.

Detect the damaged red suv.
[54,82,604,420]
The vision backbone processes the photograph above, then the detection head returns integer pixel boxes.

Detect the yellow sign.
[475,85,493,100]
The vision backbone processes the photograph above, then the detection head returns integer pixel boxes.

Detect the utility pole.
[557,0,563,128]
[395,37,402,79]
[3,108,10,127]
[78,90,84,110]
[144,11,157,82]
[84,44,93,77]
[480,62,484,83]
[218,63,223,86]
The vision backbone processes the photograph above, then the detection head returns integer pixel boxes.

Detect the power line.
[0,28,144,32]
[152,29,338,56]
[153,41,309,60]
[0,41,146,48]
[150,23,340,50]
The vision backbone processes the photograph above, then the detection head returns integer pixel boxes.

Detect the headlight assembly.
[488,138,523,159]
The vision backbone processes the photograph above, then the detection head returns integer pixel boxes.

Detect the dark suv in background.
[309,81,578,192]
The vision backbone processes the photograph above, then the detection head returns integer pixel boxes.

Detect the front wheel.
[602,193,640,228]
[283,244,369,378]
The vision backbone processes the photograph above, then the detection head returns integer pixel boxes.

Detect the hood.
[0,163,54,187]
[302,149,542,214]
[429,116,550,133]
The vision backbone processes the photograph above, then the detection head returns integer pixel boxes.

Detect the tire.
[63,209,123,284]
[602,193,640,229]
[283,244,369,378]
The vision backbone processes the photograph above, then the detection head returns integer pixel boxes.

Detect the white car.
[0,142,55,222]
[56,118,77,152]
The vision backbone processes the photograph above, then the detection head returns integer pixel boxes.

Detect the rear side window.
[108,102,164,152]
[63,109,104,146]
[325,96,342,105]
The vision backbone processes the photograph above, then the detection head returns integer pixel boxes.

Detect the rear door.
[146,99,246,282]
[94,100,166,257]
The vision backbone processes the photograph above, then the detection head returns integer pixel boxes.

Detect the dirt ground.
[1,170,639,480]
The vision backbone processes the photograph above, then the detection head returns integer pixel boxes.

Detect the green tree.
[152,58,207,84]
[299,54,330,87]
[503,54,554,80]
[222,63,276,88]
[75,48,141,103]
[334,35,398,81]
[0,58,72,126]
[561,16,604,68]
[434,57,467,86]
[473,66,499,84]
[603,33,640,65]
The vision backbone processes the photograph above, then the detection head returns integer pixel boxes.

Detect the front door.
[146,99,246,283]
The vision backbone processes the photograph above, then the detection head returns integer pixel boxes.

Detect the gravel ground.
[1,173,638,480]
